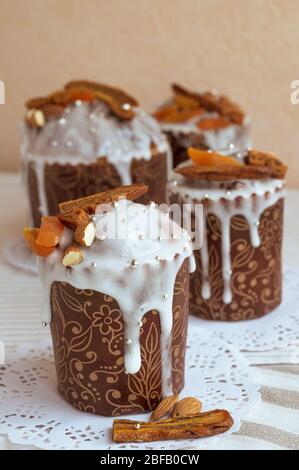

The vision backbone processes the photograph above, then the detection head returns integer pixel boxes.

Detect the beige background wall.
[0,0,299,186]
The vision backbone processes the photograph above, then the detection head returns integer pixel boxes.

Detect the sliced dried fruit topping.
[155,107,204,123]
[24,185,149,258]
[62,244,84,266]
[23,228,55,257]
[188,148,242,167]
[197,117,230,130]
[58,184,148,226]
[65,80,138,120]
[168,83,245,125]
[246,149,287,179]
[25,80,138,125]
[150,395,179,421]
[175,163,270,181]
[36,216,64,247]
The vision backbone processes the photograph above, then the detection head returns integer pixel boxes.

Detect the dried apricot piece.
[23,228,55,257]
[36,216,64,247]
[188,148,242,167]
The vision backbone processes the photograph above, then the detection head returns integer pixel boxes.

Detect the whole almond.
[150,395,179,421]
[171,397,202,418]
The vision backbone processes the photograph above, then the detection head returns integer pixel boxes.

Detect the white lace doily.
[2,236,37,275]
[0,328,260,450]
[190,267,299,355]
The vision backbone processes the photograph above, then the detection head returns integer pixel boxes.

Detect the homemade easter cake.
[21,81,171,226]
[154,83,251,168]
[168,148,287,321]
[23,184,195,416]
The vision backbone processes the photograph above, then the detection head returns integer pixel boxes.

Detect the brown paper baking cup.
[27,150,168,226]
[49,259,189,416]
[190,199,284,321]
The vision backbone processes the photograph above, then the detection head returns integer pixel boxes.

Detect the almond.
[171,397,202,418]
[150,395,179,421]
[74,220,95,247]
[62,245,84,266]
[26,109,45,128]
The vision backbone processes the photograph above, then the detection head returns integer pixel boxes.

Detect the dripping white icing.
[37,200,194,395]
[20,102,171,220]
[160,113,251,150]
[168,173,285,304]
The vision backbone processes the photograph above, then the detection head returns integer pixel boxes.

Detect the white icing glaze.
[37,200,194,395]
[20,102,171,221]
[160,114,251,151]
[168,172,285,304]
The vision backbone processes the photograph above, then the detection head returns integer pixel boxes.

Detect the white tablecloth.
[0,172,298,450]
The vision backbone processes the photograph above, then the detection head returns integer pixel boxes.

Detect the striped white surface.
[0,173,298,450]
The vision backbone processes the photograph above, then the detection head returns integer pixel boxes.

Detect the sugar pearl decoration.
[255,221,260,226]
[125,339,132,345]
[91,262,97,268]
[155,256,162,262]
[122,103,131,111]
[162,293,168,299]
[135,423,141,430]
[130,259,139,269]
[138,233,144,240]
[226,190,231,196]
[75,100,82,107]
[98,234,106,241]
[42,322,47,327]
[137,321,143,327]
[228,143,235,149]
[59,118,66,125]
[122,218,127,223]
[149,201,156,209]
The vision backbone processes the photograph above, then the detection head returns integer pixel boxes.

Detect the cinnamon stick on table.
[113,409,233,443]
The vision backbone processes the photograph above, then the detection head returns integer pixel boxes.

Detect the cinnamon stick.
[113,409,233,443]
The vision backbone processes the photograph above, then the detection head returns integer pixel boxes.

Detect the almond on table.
[188,148,242,167]
[171,396,202,417]
[150,395,179,421]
